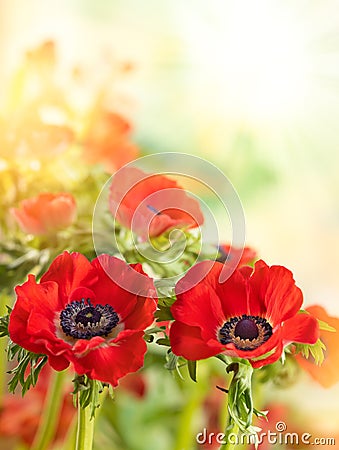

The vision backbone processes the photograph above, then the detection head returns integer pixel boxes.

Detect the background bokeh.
[1,1,339,449]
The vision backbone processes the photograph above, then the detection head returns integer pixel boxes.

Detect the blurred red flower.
[119,372,147,398]
[170,260,319,368]
[109,166,204,239]
[0,364,74,448]
[9,251,157,386]
[11,192,76,235]
[83,109,139,172]
[295,305,339,388]
[217,243,257,267]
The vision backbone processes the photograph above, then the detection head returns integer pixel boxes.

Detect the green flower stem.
[75,397,95,450]
[220,414,239,450]
[31,369,66,450]
[174,364,209,450]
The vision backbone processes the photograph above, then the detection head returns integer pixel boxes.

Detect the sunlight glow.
[187,1,313,124]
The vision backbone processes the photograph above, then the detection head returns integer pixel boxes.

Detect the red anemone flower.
[170,260,319,368]
[109,166,204,240]
[9,252,157,386]
[295,305,339,388]
[11,192,76,235]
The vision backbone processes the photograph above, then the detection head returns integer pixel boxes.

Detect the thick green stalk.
[220,413,239,450]
[31,370,65,450]
[75,398,95,450]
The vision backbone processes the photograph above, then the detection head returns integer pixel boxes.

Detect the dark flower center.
[60,298,119,340]
[218,314,272,351]
[234,319,259,340]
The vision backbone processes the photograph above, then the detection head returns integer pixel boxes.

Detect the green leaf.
[187,360,197,382]
[318,319,336,332]
[164,350,185,379]
[253,408,268,419]
[225,361,259,435]
[295,338,326,365]
[72,374,110,419]
[156,337,170,346]
[164,350,180,371]
[6,340,48,395]
[0,309,11,338]
[154,305,173,321]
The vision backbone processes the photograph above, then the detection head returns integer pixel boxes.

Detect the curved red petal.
[171,284,224,341]
[247,260,269,317]
[263,264,303,325]
[250,341,284,368]
[72,336,106,356]
[70,332,147,386]
[14,275,61,316]
[109,167,203,238]
[41,252,97,302]
[170,321,222,360]
[91,255,156,324]
[9,276,61,353]
[282,313,319,345]
[175,261,251,320]
[48,355,70,371]
[68,287,97,303]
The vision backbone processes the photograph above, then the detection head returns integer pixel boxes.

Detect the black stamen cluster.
[60,298,119,340]
[219,314,272,351]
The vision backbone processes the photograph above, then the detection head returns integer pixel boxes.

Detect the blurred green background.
[1,1,339,449]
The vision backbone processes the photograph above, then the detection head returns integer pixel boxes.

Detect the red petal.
[91,255,156,324]
[72,336,106,356]
[170,321,222,360]
[171,284,224,341]
[15,275,61,316]
[123,296,157,330]
[41,252,97,302]
[109,167,203,238]
[282,313,319,345]
[258,263,303,325]
[175,261,250,320]
[48,355,70,371]
[9,276,61,353]
[68,287,96,303]
[70,332,147,386]
[247,260,269,317]
[250,341,284,368]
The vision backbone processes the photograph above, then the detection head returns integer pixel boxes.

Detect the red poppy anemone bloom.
[170,260,319,368]
[109,166,204,240]
[295,305,339,388]
[9,252,157,386]
[11,192,76,235]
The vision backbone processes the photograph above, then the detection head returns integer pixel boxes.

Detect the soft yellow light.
[186,1,312,125]
[0,159,9,172]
